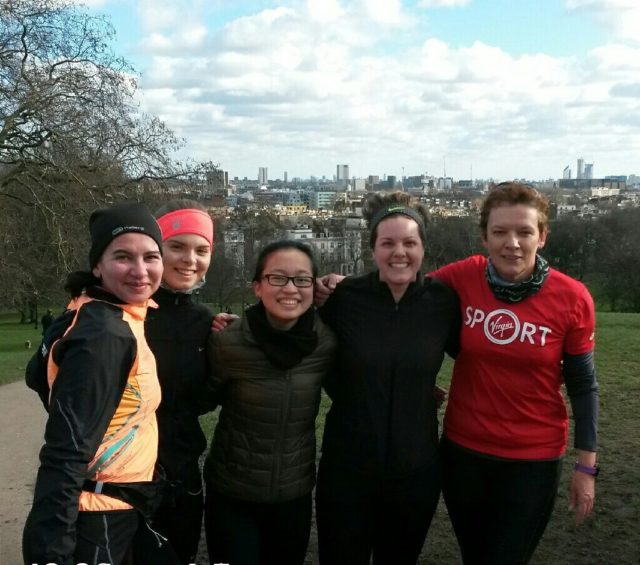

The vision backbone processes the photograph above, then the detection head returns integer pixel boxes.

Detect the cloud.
[418,0,472,7]
[361,0,409,25]
[610,82,640,97]
[128,1,640,179]
[566,0,640,43]
[306,0,344,23]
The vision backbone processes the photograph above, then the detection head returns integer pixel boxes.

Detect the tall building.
[207,169,228,189]
[337,164,349,182]
[577,158,584,180]
[563,166,571,179]
[258,167,268,185]
[284,171,288,183]
[585,163,594,180]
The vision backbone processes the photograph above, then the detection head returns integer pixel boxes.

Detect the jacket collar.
[369,270,424,303]
[78,286,156,320]
[153,285,193,306]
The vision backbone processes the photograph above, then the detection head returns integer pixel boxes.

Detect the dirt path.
[0,381,46,565]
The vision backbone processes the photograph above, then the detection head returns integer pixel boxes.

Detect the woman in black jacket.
[22,203,171,565]
[145,199,216,564]
[204,240,337,565]
[315,192,460,565]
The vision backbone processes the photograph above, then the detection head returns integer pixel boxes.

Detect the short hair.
[252,240,318,282]
[362,191,429,248]
[480,182,550,235]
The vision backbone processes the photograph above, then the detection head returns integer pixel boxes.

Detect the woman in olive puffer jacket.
[203,240,336,565]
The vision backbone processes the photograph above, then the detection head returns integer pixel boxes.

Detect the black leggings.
[204,489,312,565]
[315,460,442,565]
[152,461,204,564]
[74,510,179,565]
[441,437,562,565]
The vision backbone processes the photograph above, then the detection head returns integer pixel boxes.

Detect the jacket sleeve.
[25,310,76,410]
[192,312,218,415]
[444,286,461,359]
[318,290,344,400]
[205,325,234,406]
[22,306,135,565]
[563,351,599,451]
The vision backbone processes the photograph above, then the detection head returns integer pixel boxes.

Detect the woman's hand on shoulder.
[212,312,239,332]
[433,385,448,409]
[314,273,345,307]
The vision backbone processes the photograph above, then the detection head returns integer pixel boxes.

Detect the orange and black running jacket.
[22,286,161,565]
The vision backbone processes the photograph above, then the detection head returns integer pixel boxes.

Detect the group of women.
[22,181,598,565]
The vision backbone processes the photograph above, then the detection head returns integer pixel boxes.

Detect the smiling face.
[161,233,212,291]
[373,215,424,301]
[482,203,547,282]
[252,248,314,330]
[91,232,163,305]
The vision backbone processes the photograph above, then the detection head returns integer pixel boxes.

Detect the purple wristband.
[574,462,599,477]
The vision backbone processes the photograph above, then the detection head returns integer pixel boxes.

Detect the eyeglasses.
[262,274,315,288]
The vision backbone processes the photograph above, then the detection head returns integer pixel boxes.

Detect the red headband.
[157,209,214,248]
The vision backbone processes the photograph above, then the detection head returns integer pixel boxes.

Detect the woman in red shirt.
[433,182,598,564]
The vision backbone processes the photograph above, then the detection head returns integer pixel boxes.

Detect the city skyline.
[225,156,639,184]
[81,0,640,181]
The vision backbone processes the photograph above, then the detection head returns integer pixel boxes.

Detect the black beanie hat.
[89,202,163,268]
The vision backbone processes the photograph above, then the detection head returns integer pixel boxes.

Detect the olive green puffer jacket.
[204,312,336,503]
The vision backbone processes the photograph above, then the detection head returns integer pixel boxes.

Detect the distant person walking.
[40,309,54,335]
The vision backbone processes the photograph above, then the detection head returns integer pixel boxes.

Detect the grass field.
[0,313,45,386]
[2,311,638,564]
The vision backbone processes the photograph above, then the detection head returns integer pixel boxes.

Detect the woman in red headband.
[145,199,216,564]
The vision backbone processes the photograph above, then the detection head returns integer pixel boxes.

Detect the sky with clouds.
[81,0,640,182]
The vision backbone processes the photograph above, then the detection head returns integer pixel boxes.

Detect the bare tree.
[203,252,241,312]
[0,0,217,310]
[423,215,483,271]
[592,208,640,312]
[544,216,594,281]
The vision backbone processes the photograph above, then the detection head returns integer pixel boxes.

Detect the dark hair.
[154,199,207,218]
[64,271,99,298]
[252,240,318,282]
[362,191,429,248]
[480,182,550,236]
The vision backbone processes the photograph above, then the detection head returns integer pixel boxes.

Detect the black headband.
[369,205,427,247]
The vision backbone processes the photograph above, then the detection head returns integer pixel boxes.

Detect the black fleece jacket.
[319,272,460,477]
[145,287,214,479]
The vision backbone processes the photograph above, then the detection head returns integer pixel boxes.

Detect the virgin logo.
[465,306,552,346]
[484,309,520,344]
